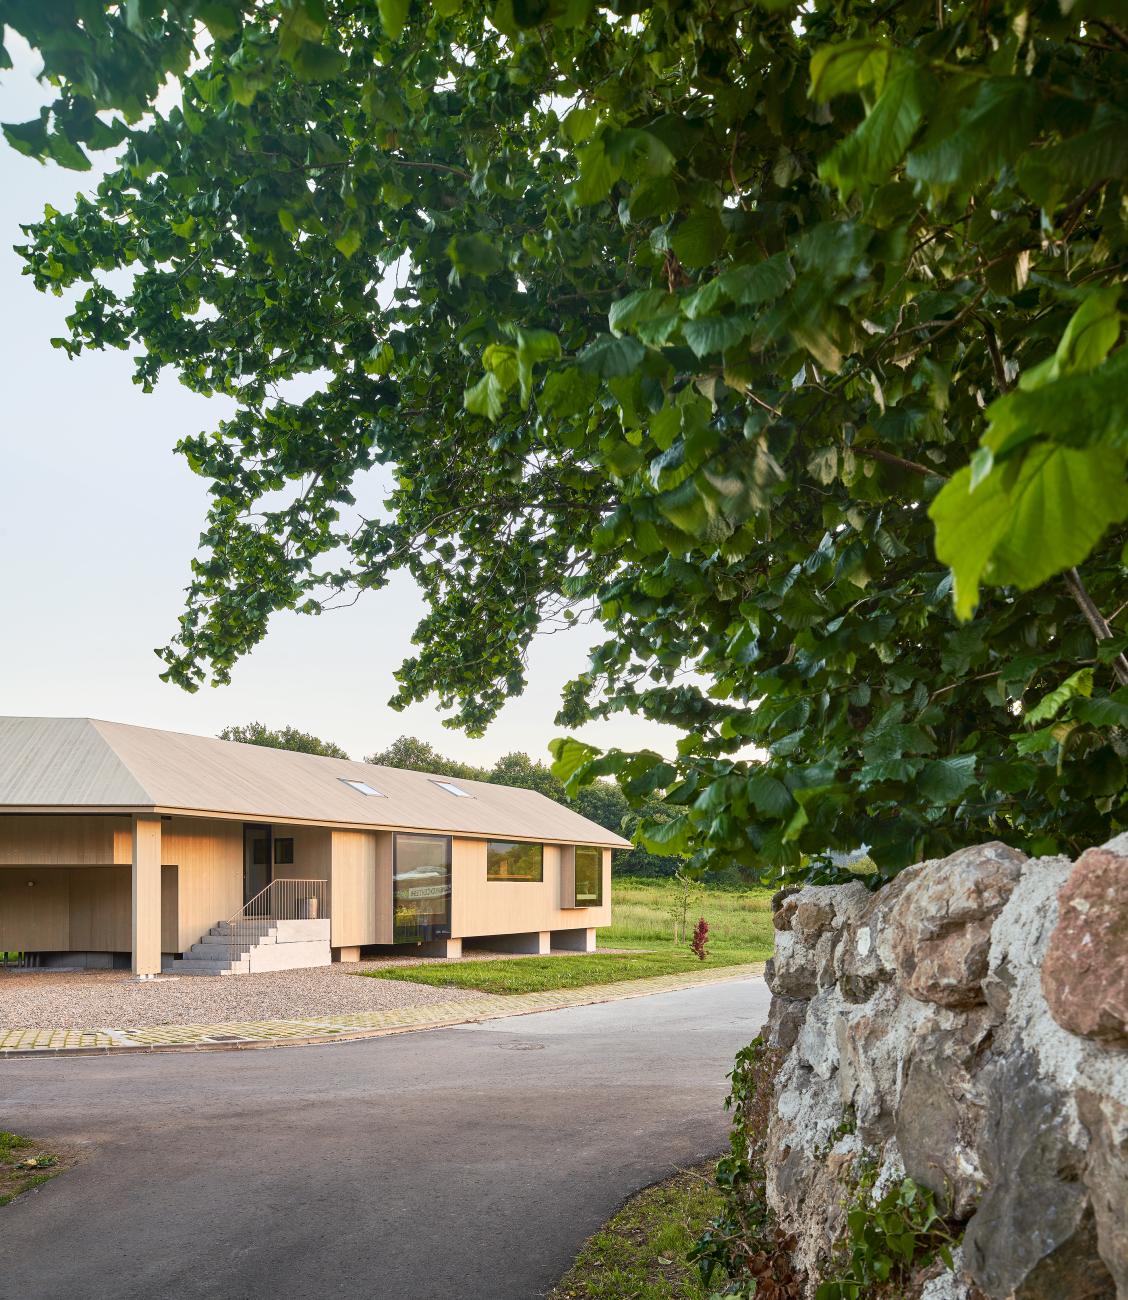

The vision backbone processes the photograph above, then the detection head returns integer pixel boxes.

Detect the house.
[0,717,627,976]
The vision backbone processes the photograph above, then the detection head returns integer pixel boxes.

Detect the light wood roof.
[0,717,630,848]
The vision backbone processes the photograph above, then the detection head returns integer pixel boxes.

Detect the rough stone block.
[1042,847,1128,1047]
[889,841,1026,1008]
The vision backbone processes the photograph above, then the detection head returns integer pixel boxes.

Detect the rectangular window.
[273,837,294,866]
[574,846,603,906]
[487,840,543,882]
[431,780,472,798]
[340,777,386,796]
[393,834,452,943]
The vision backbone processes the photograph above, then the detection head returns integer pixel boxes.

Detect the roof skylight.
[431,780,472,798]
[339,778,386,797]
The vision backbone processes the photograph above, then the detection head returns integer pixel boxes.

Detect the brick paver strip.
[0,964,764,1056]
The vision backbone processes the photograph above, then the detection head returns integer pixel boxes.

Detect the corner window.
[340,778,386,797]
[431,780,472,797]
[574,846,603,906]
[487,840,543,882]
[274,837,295,866]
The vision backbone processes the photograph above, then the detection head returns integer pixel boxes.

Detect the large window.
[574,846,603,906]
[393,834,452,943]
[487,840,543,882]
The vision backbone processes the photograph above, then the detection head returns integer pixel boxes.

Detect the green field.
[603,877,776,954]
[362,877,775,995]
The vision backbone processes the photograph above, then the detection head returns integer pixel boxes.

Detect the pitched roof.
[0,717,630,848]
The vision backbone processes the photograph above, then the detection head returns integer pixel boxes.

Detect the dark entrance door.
[243,824,272,905]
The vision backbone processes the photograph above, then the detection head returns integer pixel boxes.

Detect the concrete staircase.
[165,918,331,976]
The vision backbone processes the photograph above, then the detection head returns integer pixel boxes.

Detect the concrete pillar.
[552,927,596,953]
[132,813,162,977]
[417,937,461,959]
[335,946,362,963]
[490,931,551,955]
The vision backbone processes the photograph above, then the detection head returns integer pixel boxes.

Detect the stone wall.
[763,838,1128,1298]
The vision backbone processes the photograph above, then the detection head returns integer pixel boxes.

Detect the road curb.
[0,965,764,1059]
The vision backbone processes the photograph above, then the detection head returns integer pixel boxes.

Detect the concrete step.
[208,924,277,939]
[168,957,249,976]
[185,942,254,961]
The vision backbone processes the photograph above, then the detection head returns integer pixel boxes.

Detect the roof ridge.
[86,718,158,804]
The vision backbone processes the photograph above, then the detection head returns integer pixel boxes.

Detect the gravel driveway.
[0,949,617,1029]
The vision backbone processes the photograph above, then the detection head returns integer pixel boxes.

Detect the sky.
[0,35,680,767]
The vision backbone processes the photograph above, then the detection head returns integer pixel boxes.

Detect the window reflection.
[394,834,452,942]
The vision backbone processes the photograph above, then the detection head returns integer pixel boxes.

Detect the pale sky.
[0,36,679,766]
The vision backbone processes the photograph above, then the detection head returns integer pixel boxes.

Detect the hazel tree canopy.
[3,0,1127,881]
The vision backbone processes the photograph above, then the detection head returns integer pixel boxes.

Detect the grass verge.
[361,947,762,994]
[549,1162,722,1300]
[0,1132,68,1207]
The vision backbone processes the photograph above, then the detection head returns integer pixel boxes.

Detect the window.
[393,834,452,943]
[487,840,543,882]
[339,778,386,797]
[431,780,472,797]
[574,846,603,906]
[274,837,294,866]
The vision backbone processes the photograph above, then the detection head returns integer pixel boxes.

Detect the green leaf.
[549,736,600,784]
[578,334,646,378]
[464,371,506,420]
[746,772,794,816]
[514,327,561,404]
[809,39,891,103]
[918,755,977,803]
[447,233,504,278]
[1054,288,1122,377]
[820,61,932,198]
[682,313,751,359]
[930,444,1128,620]
[290,41,348,80]
[609,289,676,336]
[907,77,1038,200]
[1026,668,1093,726]
[671,209,727,269]
[378,0,411,40]
[334,227,361,258]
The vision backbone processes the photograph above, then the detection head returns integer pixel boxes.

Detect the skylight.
[431,780,472,798]
[339,778,386,797]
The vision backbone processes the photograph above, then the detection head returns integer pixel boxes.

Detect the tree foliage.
[4,0,1128,881]
[218,720,351,758]
[367,736,683,875]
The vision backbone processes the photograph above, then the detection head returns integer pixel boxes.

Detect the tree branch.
[855,448,948,480]
[1062,566,1128,686]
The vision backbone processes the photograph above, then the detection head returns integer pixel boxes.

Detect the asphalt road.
[0,977,770,1300]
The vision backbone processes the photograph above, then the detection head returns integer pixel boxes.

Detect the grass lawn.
[549,1162,721,1300]
[362,877,774,994]
[0,1132,67,1208]
[362,946,763,994]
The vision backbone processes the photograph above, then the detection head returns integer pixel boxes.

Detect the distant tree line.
[219,724,680,878]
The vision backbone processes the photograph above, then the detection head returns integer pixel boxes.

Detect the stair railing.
[224,878,328,957]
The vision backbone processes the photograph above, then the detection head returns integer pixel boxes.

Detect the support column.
[552,927,596,953]
[335,946,362,963]
[417,937,461,959]
[132,813,162,977]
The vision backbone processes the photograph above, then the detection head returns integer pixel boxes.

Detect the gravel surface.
[0,949,628,1029]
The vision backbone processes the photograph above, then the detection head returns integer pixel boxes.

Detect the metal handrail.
[223,878,328,956]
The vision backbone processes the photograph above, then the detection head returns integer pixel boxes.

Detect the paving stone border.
[0,963,764,1057]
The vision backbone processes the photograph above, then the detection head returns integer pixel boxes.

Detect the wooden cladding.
[0,814,131,865]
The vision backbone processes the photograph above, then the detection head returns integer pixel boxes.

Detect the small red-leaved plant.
[691,917,709,961]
